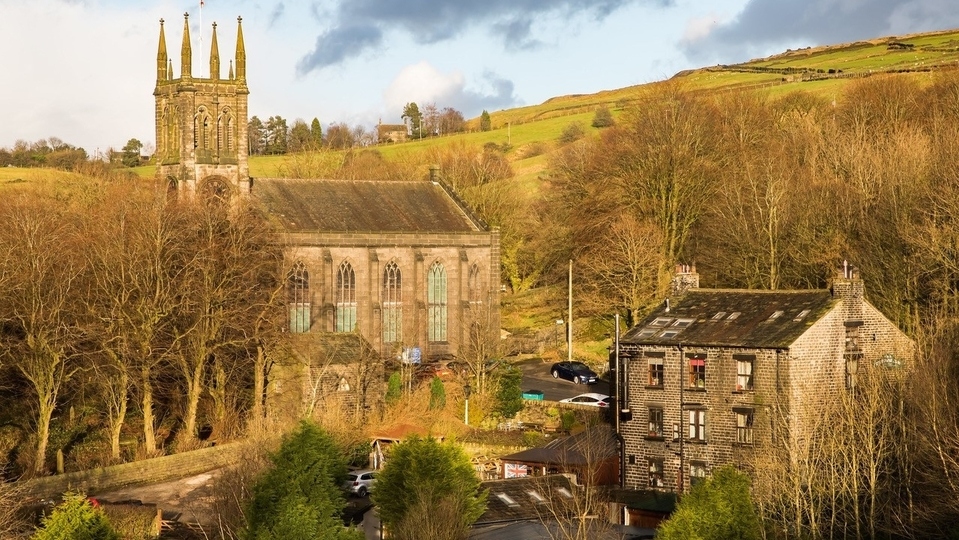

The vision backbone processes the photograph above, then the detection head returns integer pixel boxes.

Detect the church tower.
[154,14,250,200]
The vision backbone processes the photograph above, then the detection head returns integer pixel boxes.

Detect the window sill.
[645,435,665,441]
[645,385,664,390]
[686,439,708,445]
[686,387,706,393]
[732,388,754,394]
[732,442,755,448]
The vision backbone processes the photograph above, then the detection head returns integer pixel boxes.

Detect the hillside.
[121,27,959,183]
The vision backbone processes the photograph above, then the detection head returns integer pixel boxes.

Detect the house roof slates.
[622,289,837,349]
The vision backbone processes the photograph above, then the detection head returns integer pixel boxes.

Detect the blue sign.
[401,347,422,365]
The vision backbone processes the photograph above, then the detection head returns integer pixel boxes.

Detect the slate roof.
[252,178,484,233]
[500,426,618,467]
[475,474,580,525]
[471,475,657,540]
[621,289,839,349]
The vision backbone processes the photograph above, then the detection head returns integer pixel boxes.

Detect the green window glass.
[427,261,447,342]
[335,261,356,332]
[287,262,310,333]
[383,261,402,343]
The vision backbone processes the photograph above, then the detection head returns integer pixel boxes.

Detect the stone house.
[615,263,913,493]
[153,16,501,411]
[376,123,409,144]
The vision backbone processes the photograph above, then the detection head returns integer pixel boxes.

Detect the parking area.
[511,357,610,402]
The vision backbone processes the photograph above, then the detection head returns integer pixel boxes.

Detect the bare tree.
[530,425,620,540]
[168,200,281,444]
[0,195,84,474]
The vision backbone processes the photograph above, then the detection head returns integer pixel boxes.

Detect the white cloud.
[681,13,724,45]
[383,62,466,111]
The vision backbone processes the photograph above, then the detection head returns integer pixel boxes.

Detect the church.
[153,15,501,377]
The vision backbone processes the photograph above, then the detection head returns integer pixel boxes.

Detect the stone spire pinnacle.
[180,12,192,80]
[209,22,220,80]
[235,16,246,82]
[156,18,168,82]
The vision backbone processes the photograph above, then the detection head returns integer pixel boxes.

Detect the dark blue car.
[550,361,598,384]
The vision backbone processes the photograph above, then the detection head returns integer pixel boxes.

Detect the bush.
[657,465,761,540]
[244,421,362,540]
[429,377,446,410]
[32,493,121,540]
[522,141,549,158]
[495,366,524,419]
[385,372,402,405]
[373,436,486,540]
[559,122,585,143]
[591,106,615,128]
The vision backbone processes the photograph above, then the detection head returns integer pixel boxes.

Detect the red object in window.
[690,359,705,367]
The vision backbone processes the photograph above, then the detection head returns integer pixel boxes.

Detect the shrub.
[244,421,362,540]
[429,377,446,410]
[373,436,486,540]
[559,122,585,143]
[32,493,121,540]
[385,372,402,405]
[495,366,524,419]
[591,106,615,128]
[657,465,761,540]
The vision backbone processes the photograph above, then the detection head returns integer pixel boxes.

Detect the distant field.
[0,166,91,191]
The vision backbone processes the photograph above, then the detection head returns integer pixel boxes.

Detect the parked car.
[550,361,598,384]
[344,469,376,497]
[415,361,455,381]
[559,392,611,407]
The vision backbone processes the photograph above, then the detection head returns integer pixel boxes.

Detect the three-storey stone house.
[616,263,913,493]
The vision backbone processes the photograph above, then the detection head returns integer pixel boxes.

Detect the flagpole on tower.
[198,0,204,73]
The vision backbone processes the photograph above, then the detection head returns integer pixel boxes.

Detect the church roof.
[621,289,838,349]
[252,178,485,233]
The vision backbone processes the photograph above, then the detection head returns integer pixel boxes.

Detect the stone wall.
[20,443,244,499]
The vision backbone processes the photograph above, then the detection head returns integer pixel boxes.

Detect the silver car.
[344,469,376,497]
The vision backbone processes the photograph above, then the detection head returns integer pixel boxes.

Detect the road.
[511,357,610,401]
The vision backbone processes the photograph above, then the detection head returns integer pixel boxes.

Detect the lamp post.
[464,384,472,425]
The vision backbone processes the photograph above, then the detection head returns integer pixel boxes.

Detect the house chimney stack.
[670,263,700,297]
[831,260,864,321]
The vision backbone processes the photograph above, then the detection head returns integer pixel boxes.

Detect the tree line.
[0,172,284,477]
[0,138,89,169]
[248,102,468,155]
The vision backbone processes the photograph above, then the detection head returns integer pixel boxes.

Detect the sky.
[2,0,958,156]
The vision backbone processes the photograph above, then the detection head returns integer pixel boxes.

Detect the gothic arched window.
[382,261,402,343]
[468,263,482,306]
[218,107,235,154]
[195,107,212,150]
[335,261,357,332]
[427,261,447,342]
[288,262,310,333]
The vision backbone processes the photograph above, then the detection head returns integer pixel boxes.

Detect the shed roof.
[500,426,618,467]
[252,178,484,233]
[622,289,838,349]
